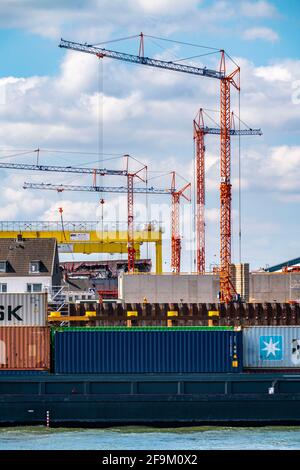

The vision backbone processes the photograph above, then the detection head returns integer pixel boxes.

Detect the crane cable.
[58,206,75,262]
[97,57,104,262]
[145,167,149,261]
[238,86,242,264]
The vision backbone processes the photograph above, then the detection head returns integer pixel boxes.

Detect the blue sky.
[0,0,299,272]
[0,0,299,76]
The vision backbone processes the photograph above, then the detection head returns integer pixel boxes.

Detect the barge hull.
[1,373,300,425]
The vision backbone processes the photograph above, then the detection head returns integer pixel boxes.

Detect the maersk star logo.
[259,336,283,361]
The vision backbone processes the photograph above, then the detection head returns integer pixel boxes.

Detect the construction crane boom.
[23,182,174,194]
[200,127,262,136]
[59,39,225,80]
[0,162,127,176]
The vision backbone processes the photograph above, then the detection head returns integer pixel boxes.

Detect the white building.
[0,236,61,294]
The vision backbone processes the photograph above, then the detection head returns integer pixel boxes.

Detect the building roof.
[60,258,152,277]
[0,237,57,277]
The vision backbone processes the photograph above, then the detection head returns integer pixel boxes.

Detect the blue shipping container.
[54,330,242,374]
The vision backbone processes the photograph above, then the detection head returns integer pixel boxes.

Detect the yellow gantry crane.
[0,220,164,274]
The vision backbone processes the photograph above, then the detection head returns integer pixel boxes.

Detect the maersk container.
[53,329,242,374]
[243,326,300,368]
[0,327,50,370]
[0,293,47,326]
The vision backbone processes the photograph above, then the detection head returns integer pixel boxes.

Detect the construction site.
[0,33,299,326]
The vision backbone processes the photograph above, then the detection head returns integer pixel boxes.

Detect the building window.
[29,261,40,273]
[0,261,7,273]
[27,283,42,293]
[0,284,7,293]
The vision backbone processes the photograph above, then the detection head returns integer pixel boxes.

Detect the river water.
[0,426,300,450]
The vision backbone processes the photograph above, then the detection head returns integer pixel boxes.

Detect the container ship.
[1,291,300,426]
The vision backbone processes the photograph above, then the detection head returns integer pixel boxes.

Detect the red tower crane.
[193,109,206,275]
[0,151,191,273]
[170,172,191,273]
[59,35,240,301]
[124,154,147,272]
[23,176,191,273]
[219,51,240,302]
[193,109,262,276]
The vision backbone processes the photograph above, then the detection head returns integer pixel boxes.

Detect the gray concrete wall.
[250,273,300,303]
[119,272,300,304]
[119,274,220,303]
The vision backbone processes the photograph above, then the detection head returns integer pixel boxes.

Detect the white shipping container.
[243,326,300,368]
[0,293,47,326]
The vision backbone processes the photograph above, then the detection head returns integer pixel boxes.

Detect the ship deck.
[1,372,300,425]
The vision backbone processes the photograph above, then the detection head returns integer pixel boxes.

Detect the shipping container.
[0,293,47,326]
[53,329,242,374]
[0,327,50,370]
[243,326,300,368]
[52,326,235,332]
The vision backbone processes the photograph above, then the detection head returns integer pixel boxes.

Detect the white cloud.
[0,0,281,45]
[41,200,100,221]
[0,178,47,220]
[240,1,278,18]
[55,52,99,95]
[241,145,300,193]
[206,208,219,222]
[278,194,300,203]
[243,27,279,43]
[0,0,202,40]
[254,64,291,81]
[133,0,200,15]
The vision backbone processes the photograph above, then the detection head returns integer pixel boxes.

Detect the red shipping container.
[0,327,50,370]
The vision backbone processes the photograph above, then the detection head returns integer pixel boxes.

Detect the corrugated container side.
[0,293,47,326]
[243,326,300,368]
[0,370,50,375]
[0,327,50,370]
[54,330,242,374]
[51,326,235,332]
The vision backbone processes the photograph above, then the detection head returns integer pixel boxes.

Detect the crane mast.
[219,51,240,301]
[127,174,135,272]
[170,172,191,273]
[193,109,206,275]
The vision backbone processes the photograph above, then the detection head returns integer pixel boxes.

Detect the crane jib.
[59,39,225,80]
[0,162,127,176]
[23,182,175,194]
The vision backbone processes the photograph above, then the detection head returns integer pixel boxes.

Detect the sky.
[0,0,299,272]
